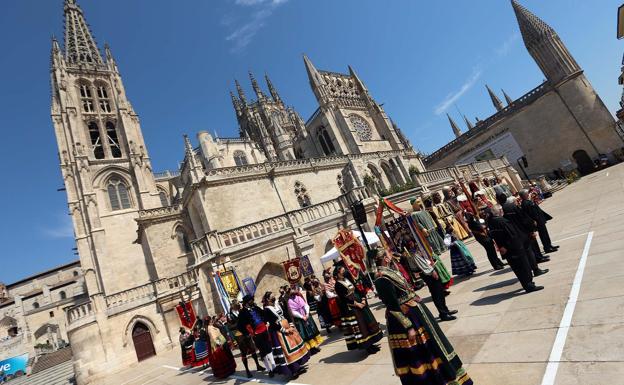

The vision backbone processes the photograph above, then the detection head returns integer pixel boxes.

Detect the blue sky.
[1,0,622,283]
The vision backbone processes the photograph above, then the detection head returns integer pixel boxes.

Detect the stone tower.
[231,73,307,161]
[511,0,581,85]
[50,0,160,296]
[447,114,462,138]
[303,55,407,155]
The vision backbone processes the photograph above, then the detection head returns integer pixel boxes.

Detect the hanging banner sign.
[219,270,241,299]
[0,354,28,378]
[242,277,256,296]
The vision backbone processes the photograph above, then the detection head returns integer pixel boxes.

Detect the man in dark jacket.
[495,192,549,276]
[519,190,559,253]
[488,205,544,293]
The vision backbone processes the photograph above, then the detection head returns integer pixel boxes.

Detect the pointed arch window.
[59,291,67,300]
[322,129,336,153]
[175,227,192,254]
[88,122,105,159]
[158,190,169,207]
[317,126,335,156]
[97,85,112,113]
[233,150,248,166]
[106,122,122,158]
[349,114,372,141]
[107,177,131,211]
[318,134,330,156]
[294,181,312,208]
[79,83,94,113]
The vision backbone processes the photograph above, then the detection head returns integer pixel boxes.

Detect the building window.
[88,122,105,159]
[33,302,40,309]
[97,85,112,113]
[79,83,94,113]
[107,177,131,211]
[73,271,79,277]
[105,122,122,158]
[294,181,312,208]
[323,129,336,153]
[159,191,169,206]
[49,311,54,318]
[318,134,330,156]
[349,114,373,141]
[233,151,248,166]
[59,291,67,300]
[317,126,335,156]
[175,227,192,253]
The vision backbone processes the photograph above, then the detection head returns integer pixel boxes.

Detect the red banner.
[332,229,366,279]
[175,301,197,329]
[283,258,302,284]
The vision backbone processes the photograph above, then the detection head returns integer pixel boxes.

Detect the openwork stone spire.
[511,0,580,84]
[64,0,103,65]
[502,89,514,105]
[463,115,474,130]
[486,84,504,111]
[265,73,281,102]
[447,113,462,138]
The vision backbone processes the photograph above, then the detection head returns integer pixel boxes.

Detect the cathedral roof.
[511,0,556,49]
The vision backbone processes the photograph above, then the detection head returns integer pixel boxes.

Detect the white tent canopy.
[320,230,381,264]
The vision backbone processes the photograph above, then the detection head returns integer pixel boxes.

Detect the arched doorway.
[132,322,156,362]
[572,150,594,175]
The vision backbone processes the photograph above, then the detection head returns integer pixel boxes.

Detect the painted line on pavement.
[119,366,164,385]
[540,231,594,385]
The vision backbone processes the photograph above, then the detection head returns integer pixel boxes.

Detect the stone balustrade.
[418,168,453,184]
[66,302,94,324]
[105,282,156,309]
[138,204,181,219]
[220,215,292,248]
[288,199,343,226]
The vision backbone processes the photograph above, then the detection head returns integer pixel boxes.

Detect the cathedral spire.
[235,79,248,105]
[502,89,514,105]
[303,54,323,88]
[485,84,504,111]
[249,71,265,100]
[63,0,103,65]
[265,73,281,102]
[230,91,242,116]
[447,113,462,138]
[463,115,474,130]
[511,0,580,84]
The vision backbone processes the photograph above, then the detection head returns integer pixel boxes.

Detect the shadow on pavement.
[470,289,524,306]
[319,349,374,364]
[489,267,512,276]
[473,278,518,292]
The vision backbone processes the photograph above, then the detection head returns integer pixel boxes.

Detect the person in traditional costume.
[519,189,559,253]
[206,316,236,378]
[238,294,276,377]
[445,229,477,277]
[262,292,310,380]
[433,192,469,240]
[179,327,195,367]
[321,269,342,331]
[278,286,294,324]
[374,254,473,385]
[488,205,544,293]
[227,300,265,378]
[287,287,324,354]
[334,265,383,354]
[410,198,446,255]
[444,186,472,238]
[467,211,504,270]
[404,240,458,322]
[191,325,210,368]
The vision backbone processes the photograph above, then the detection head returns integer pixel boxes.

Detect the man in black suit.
[488,205,544,293]
[495,192,549,277]
[519,190,559,253]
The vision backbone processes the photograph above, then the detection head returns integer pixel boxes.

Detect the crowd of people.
[176,177,557,385]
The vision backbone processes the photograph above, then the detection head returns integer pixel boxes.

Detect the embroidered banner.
[175,301,197,329]
[283,258,302,284]
[299,255,315,278]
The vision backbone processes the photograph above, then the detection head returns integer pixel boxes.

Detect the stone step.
[8,360,74,385]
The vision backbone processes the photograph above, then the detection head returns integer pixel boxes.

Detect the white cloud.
[496,32,520,57]
[225,0,289,53]
[42,214,74,239]
[434,68,483,115]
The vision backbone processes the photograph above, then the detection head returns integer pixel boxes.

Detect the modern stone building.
[0,261,85,362]
[426,0,624,177]
[47,1,522,383]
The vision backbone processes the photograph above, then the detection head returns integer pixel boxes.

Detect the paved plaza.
[107,164,624,385]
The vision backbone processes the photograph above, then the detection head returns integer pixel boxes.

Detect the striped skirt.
[341,305,383,351]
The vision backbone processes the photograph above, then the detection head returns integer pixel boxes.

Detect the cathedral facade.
[426,0,624,177]
[48,1,521,383]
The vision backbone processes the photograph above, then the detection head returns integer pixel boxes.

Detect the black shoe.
[551,245,560,249]
[447,309,459,315]
[444,290,451,296]
[257,365,266,372]
[544,248,558,253]
[246,371,253,378]
[525,285,544,293]
[439,314,457,322]
[366,346,380,354]
[537,257,550,263]
[269,370,275,378]
[533,268,549,276]
[494,265,505,270]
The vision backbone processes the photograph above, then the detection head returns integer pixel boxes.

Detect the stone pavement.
[106,163,624,385]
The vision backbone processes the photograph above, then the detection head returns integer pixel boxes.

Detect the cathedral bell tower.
[50,0,159,296]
